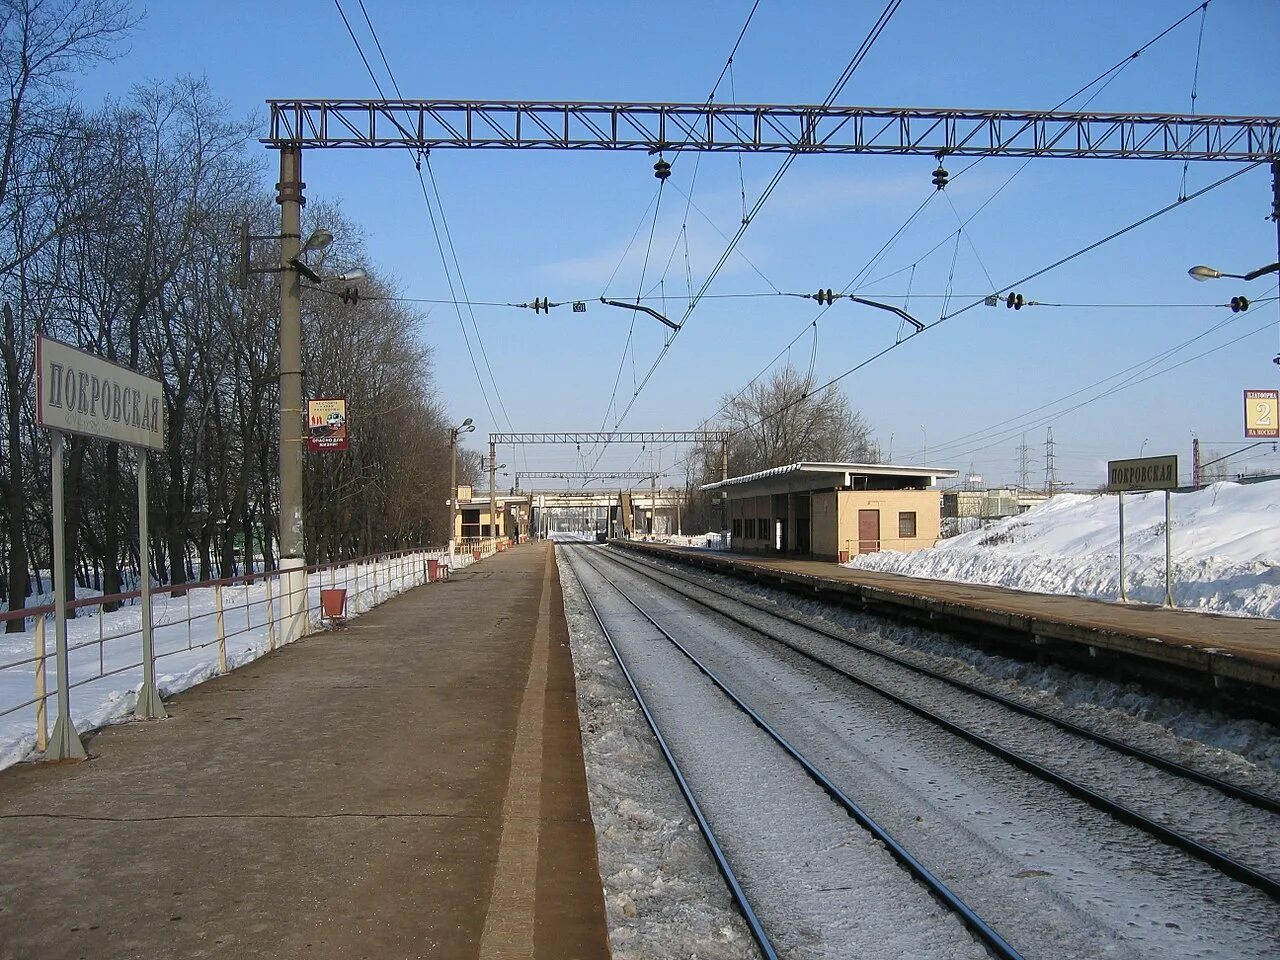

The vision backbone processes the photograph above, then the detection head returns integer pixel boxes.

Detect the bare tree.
[682,365,877,532]
[0,0,134,626]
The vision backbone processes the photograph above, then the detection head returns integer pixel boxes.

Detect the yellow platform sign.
[1244,389,1279,438]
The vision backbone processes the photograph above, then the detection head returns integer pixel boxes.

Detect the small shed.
[702,462,958,562]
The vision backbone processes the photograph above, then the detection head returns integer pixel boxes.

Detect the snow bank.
[847,480,1280,618]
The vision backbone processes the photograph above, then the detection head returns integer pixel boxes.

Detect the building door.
[857,509,881,554]
[775,519,785,552]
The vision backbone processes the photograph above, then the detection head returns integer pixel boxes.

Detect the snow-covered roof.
[700,461,957,493]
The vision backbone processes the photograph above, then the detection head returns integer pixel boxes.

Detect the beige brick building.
[703,462,957,562]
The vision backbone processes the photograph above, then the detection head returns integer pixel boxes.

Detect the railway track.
[609,546,1280,813]
[590,544,1280,901]
[564,544,1024,960]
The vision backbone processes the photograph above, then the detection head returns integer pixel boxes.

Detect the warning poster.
[307,397,349,452]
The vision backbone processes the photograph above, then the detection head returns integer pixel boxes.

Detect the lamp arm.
[1243,262,1280,281]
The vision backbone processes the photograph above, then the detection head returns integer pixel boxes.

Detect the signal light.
[653,158,671,181]
[1005,292,1024,310]
[1230,295,1249,312]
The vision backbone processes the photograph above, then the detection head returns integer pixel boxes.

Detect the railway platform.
[617,541,1280,719]
[0,542,611,960]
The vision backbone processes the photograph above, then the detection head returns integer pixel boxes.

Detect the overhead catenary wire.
[335,0,525,470]
[607,0,905,433]
[701,159,1267,463]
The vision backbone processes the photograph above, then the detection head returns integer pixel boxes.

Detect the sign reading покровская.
[35,335,164,451]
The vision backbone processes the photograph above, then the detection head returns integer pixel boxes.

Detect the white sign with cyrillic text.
[35,335,164,450]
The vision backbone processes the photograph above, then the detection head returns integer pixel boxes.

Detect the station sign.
[1243,389,1279,439]
[1107,455,1178,491]
[35,335,163,450]
[307,397,349,451]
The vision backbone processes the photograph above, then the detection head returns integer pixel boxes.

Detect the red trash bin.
[838,549,850,564]
[320,588,347,622]
[427,559,441,582]
[472,549,481,561]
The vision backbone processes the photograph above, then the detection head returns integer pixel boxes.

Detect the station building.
[452,484,530,541]
[702,462,958,562]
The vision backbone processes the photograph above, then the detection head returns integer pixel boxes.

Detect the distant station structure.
[703,462,957,562]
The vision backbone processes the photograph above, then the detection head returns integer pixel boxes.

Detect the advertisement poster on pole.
[307,397,349,451]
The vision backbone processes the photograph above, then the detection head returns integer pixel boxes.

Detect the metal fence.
[0,539,505,764]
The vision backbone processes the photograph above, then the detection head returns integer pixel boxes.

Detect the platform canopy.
[701,462,958,497]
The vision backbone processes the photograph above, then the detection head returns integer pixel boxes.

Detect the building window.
[898,511,917,539]
[747,518,757,539]
[733,518,742,538]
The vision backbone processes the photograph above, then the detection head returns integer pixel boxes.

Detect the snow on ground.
[555,546,759,960]
[0,550,469,771]
[847,479,1280,618]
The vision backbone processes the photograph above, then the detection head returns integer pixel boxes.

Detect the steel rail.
[561,548,778,960]
[608,545,1280,815]
[594,546,1280,900]
[567,545,1026,960]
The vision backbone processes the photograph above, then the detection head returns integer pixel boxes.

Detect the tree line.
[0,0,476,627]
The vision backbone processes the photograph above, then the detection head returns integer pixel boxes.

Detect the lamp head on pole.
[301,228,334,254]
[1188,265,1222,281]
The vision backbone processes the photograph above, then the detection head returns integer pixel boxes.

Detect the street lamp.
[1139,438,1149,457]
[449,417,475,559]
[1188,262,1280,282]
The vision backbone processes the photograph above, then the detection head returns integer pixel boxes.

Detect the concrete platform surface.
[0,543,610,960]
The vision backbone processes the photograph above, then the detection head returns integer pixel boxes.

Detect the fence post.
[265,574,277,651]
[215,583,228,673]
[34,616,48,753]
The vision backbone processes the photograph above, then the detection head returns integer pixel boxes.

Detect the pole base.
[46,714,86,761]
[134,681,168,720]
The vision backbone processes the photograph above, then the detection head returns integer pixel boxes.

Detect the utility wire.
[336,0,522,468]
[610,0,904,431]
[723,159,1264,449]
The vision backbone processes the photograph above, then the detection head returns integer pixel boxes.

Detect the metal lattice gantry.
[490,431,729,445]
[516,471,659,481]
[265,99,1280,161]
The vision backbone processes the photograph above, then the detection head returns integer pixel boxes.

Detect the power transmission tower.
[1043,427,1057,493]
[1017,434,1032,491]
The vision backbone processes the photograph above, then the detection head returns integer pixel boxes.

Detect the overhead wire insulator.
[1230,295,1249,312]
[931,164,949,190]
[340,286,360,305]
[1005,292,1025,310]
[812,288,840,306]
[653,157,671,181]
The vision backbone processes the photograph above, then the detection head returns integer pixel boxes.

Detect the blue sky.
[75,1,1280,488]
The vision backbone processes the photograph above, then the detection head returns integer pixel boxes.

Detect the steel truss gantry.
[490,431,729,445]
[266,99,1280,161]
[516,471,658,481]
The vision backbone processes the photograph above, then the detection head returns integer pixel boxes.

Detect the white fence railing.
[0,539,509,770]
